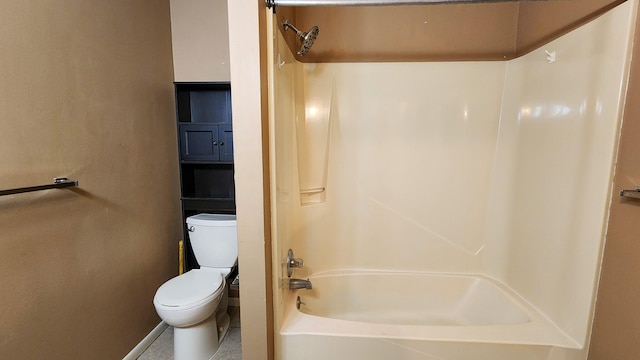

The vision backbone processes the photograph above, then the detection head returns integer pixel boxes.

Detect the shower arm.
[283,20,304,37]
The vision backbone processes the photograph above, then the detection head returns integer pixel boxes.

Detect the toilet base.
[216,311,231,343]
[174,314,219,360]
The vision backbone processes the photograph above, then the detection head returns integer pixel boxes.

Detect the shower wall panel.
[291,61,507,275]
[484,1,636,345]
[296,65,334,205]
[270,0,636,355]
[270,26,301,335]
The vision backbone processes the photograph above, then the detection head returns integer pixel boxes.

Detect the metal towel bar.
[267,0,552,9]
[0,177,79,197]
[620,188,640,199]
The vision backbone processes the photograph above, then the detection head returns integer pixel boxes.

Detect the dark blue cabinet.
[218,124,234,162]
[180,124,233,162]
[175,82,235,270]
[180,124,219,161]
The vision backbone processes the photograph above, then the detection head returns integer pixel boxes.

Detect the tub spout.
[289,278,313,290]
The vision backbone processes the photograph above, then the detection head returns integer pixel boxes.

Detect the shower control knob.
[296,296,306,310]
[286,249,304,277]
[290,258,304,268]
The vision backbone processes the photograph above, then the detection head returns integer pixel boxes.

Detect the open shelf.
[181,163,235,200]
[175,82,231,124]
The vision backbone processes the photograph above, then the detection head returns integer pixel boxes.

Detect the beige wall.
[516,0,625,55]
[228,1,274,359]
[170,0,230,81]
[0,1,180,358]
[279,3,519,62]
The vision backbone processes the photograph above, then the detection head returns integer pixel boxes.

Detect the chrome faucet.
[289,278,313,290]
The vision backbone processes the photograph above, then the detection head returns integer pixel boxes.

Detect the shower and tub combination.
[267,0,638,359]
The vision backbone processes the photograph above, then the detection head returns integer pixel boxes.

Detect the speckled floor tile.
[137,326,173,360]
[212,326,242,360]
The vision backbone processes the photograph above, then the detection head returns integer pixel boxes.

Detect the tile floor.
[138,306,241,360]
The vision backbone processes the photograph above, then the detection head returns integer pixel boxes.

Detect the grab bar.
[620,188,640,199]
[0,177,79,197]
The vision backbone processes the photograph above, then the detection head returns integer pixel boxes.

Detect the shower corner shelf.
[620,188,640,199]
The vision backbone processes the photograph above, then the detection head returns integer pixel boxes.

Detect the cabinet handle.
[219,141,224,146]
[212,141,218,145]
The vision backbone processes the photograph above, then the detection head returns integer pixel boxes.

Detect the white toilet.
[154,214,238,360]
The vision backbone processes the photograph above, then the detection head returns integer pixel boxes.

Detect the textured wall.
[0,1,181,358]
[170,0,231,81]
[275,0,621,62]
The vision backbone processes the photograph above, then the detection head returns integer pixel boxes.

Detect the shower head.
[283,19,319,56]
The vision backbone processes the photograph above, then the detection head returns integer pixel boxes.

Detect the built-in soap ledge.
[300,187,325,195]
[620,188,640,199]
[300,187,327,205]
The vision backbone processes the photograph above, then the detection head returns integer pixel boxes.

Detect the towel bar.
[620,188,640,199]
[0,177,79,197]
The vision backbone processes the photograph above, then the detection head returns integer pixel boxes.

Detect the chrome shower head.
[283,20,319,56]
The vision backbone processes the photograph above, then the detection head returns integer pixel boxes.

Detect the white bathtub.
[280,271,582,360]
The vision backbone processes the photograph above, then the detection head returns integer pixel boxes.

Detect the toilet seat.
[155,269,225,310]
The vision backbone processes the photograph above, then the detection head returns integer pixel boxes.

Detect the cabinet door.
[218,124,234,162]
[180,124,219,161]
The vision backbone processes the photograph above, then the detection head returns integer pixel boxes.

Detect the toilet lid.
[155,270,224,308]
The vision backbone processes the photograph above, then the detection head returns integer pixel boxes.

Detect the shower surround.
[267,1,637,359]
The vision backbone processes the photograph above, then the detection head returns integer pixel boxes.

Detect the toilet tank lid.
[187,214,236,226]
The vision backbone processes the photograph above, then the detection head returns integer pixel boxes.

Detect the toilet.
[154,214,238,360]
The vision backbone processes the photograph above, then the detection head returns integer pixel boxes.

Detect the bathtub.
[280,270,583,360]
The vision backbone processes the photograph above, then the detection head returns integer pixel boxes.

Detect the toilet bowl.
[154,268,225,327]
[153,214,238,360]
[154,268,230,360]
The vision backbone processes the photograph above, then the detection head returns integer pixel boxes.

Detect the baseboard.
[228,297,240,307]
[122,321,168,360]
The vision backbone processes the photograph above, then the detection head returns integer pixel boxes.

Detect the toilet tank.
[186,214,238,269]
